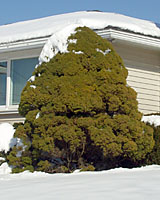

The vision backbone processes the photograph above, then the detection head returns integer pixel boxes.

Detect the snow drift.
[142,115,160,127]
[0,164,160,200]
[0,123,15,153]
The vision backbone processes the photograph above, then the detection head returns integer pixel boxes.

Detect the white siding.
[1,34,160,123]
[112,41,160,115]
[126,62,160,114]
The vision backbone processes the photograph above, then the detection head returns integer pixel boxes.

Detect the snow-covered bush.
[8,27,154,173]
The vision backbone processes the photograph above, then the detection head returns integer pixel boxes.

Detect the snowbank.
[0,162,11,174]
[142,115,160,127]
[0,165,160,199]
[0,123,15,153]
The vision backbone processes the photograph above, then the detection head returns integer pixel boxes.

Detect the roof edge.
[0,27,160,53]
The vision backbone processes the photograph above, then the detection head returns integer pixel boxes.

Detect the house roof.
[0,11,160,45]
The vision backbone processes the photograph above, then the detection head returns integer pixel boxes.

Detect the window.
[0,57,38,109]
[0,62,7,105]
[11,58,38,105]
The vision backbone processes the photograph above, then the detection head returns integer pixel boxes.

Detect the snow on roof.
[155,23,160,29]
[1,11,160,45]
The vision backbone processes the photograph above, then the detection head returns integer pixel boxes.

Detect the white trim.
[96,29,160,50]
[0,60,7,107]
[6,59,11,107]
[0,54,40,115]
[0,106,18,114]
[1,28,160,54]
[0,37,49,53]
[9,54,40,61]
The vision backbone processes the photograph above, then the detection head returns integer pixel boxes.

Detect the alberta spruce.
[7,27,154,173]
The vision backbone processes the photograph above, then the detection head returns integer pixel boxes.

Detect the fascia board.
[96,29,160,50]
[0,36,50,52]
[0,29,160,53]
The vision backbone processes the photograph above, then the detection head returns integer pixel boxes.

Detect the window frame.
[0,60,8,108]
[0,54,40,113]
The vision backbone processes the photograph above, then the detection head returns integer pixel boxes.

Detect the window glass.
[0,62,7,105]
[11,57,38,105]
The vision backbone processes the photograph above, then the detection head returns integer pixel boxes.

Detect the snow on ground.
[142,115,160,127]
[0,107,159,199]
[0,123,15,153]
[0,10,160,199]
[0,163,11,174]
[0,163,160,200]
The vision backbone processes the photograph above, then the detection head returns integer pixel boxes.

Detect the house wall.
[0,47,43,124]
[0,113,25,124]
[0,38,160,124]
[0,47,42,60]
[113,41,160,114]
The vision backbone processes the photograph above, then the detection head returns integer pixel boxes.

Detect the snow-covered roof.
[1,11,160,45]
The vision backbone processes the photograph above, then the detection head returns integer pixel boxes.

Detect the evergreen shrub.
[7,27,154,173]
[142,124,160,165]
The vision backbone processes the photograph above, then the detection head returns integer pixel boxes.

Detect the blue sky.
[0,0,160,25]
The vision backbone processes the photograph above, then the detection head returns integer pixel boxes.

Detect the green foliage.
[8,27,154,173]
[142,124,160,165]
[0,152,6,166]
[80,165,95,172]
[7,145,34,173]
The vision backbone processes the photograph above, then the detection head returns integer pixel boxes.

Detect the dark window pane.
[11,57,38,105]
[0,62,7,105]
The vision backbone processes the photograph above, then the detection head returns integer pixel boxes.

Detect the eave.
[0,26,160,118]
[0,27,160,54]
[95,28,160,50]
[0,36,50,53]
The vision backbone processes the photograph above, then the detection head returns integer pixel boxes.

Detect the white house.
[0,11,160,123]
